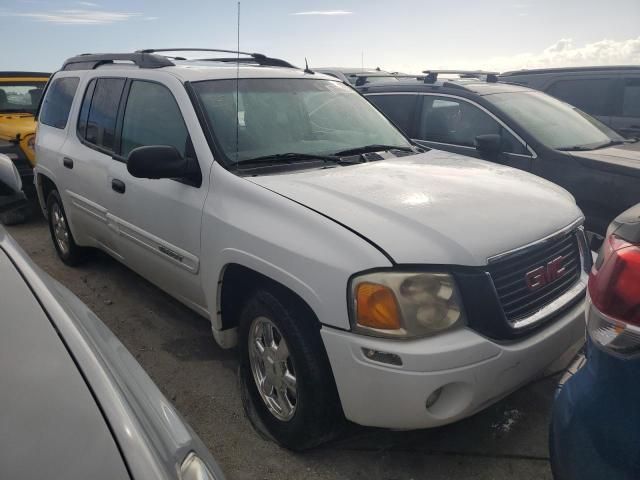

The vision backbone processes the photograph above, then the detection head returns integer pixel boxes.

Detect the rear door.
[545,77,617,128]
[62,76,126,255]
[409,93,533,171]
[106,76,211,312]
[609,76,640,139]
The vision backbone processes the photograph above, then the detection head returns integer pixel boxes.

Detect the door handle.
[63,157,73,169]
[111,179,126,194]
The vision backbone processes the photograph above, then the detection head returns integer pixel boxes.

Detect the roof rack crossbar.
[136,48,296,68]
[421,69,500,84]
[61,52,174,71]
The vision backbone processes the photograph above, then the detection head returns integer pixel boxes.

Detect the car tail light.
[587,234,640,355]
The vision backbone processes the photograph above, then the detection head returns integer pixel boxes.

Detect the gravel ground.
[6,215,566,480]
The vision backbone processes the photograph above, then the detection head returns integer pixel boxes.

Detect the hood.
[569,141,640,175]
[250,151,583,266]
[0,113,36,142]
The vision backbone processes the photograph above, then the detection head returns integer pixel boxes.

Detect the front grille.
[487,230,582,325]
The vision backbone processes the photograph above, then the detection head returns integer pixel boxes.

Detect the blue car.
[550,203,640,479]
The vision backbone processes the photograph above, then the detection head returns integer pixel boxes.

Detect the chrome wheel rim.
[51,203,70,256]
[248,316,297,421]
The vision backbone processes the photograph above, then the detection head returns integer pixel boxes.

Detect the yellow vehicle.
[0,72,50,196]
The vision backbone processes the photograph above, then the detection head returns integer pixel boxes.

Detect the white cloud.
[77,1,99,6]
[143,16,159,21]
[6,8,140,24]
[430,37,640,72]
[291,10,352,16]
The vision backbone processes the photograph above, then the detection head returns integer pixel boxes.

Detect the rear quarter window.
[40,77,80,129]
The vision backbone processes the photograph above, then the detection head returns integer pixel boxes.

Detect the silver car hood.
[251,151,583,266]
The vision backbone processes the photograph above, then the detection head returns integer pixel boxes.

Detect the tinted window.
[546,78,613,116]
[40,77,79,129]
[417,96,528,154]
[367,94,416,134]
[77,79,96,139]
[85,78,125,152]
[0,81,47,114]
[121,81,189,158]
[622,79,640,117]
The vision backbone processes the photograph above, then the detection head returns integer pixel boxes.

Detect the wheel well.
[218,264,320,332]
[37,174,57,216]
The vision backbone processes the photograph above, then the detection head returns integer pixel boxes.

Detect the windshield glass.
[0,81,47,113]
[192,78,410,165]
[486,91,623,150]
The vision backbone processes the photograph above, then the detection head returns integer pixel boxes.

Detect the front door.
[106,77,212,313]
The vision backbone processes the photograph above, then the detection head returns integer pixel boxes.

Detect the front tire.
[46,190,86,266]
[238,287,344,450]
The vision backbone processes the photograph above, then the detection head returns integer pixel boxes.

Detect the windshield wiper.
[558,139,627,152]
[332,144,415,157]
[236,152,361,168]
[0,108,35,114]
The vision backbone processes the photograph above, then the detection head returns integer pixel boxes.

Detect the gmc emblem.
[525,256,567,291]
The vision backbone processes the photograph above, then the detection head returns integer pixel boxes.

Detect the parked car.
[0,71,50,196]
[500,65,640,139]
[315,67,401,86]
[549,202,640,480]
[360,71,640,239]
[0,225,225,480]
[0,153,31,224]
[35,49,589,450]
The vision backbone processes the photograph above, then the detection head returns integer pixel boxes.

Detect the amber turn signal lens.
[355,282,401,330]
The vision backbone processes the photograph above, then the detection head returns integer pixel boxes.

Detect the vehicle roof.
[0,234,128,480]
[316,67,389,74]
[501,65,640,76]
[359,78,535,96]
[0,71,50,79]
[61,60,340,82]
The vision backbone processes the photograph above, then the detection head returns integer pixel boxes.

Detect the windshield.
[192,78,410,165]
[486,91,624,150]
[0,81,47,114]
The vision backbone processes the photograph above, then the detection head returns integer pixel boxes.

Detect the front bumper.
[321,298,585,429]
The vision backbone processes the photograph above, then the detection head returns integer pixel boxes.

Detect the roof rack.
[136,48,296,68]
[61,48,297,71]
[62,52,174,71]
[500,65,640,76]
[421,70,499,84]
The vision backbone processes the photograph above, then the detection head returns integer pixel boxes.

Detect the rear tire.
[46,190,86,266]
[238,287,344,450]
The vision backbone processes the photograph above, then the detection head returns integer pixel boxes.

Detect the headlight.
[180,452,217,480]
[350,271,466,338]
[26,134,36,151]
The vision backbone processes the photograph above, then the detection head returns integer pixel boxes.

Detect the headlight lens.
[180,453,217,480]
[350,271,466,338]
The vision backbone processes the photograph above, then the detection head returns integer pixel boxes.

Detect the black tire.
[238,287,345,450]
[46,190,86,266]
[0,203,32,225]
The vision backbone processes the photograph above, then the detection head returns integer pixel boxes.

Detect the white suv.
[35,49,589,450]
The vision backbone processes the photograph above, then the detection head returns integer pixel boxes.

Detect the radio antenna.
[235,1,240,165]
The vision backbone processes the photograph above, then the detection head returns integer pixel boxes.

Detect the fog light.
[426,387,443,409]
[362,348,402,366]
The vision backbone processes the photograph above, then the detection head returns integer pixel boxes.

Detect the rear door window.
[84,78,126,152]
[417,96,528,154]
[120,80,189,158]
[546,78,614,116]
[39,77,79,129]
[367,94,417,135]
[622,78,640,117]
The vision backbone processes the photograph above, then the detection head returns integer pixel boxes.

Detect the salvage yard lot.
[8,217,566,480]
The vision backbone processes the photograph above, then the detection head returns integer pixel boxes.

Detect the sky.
[2,0,640,73]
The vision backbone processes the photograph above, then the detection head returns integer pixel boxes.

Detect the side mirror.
[127,145,195,180]
[475,134,502,157]
[0,153,23,193]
